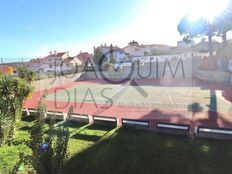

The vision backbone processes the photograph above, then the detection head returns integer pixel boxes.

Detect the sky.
[0,0,229,62]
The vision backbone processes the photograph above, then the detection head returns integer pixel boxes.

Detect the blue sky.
[1,0,229,62]
[1,0,139,61]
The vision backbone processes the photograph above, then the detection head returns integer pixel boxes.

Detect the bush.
[12,94,70,174]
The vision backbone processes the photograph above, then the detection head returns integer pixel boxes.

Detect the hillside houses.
[123,40,173,57]
[25,40,213,73]
[76,52,92,65]
[94,44,128,63]
[28,51,91,73]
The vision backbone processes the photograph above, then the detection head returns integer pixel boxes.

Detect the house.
[123,40,172,57]
[193,38,220,52]
[38,51,69,73]
[94,44,127,63]
[27,58,41,72]
[61,57,82,72]
[177,40,192,48]
[76,52,92,66]
[123,40,146,57]
[27,51,88,73]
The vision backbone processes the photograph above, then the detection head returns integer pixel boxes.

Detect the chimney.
[67,51,69,57]
[54,50,57,55]
[104,43,106,47]
[49,51,52,55]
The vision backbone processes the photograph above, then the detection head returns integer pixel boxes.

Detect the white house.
[27,58,41,72]
[131,51,200,64]
[61,57,83,72]
[94,44,127,63]
[28,51,81,73]
[123,40,173,57]
[39,51,69,73]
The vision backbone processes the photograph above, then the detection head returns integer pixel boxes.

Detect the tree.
[93,47,104,65]
[26,93,70,174]
[215,3,232,47]
[0,74,33,145]
[178,15,216,56]
[109,54,116,64]
[11,93,70,173]
[17,65,36,84]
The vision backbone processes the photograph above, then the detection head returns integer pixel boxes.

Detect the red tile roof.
[43,52,67,59]
[76,52,92,62]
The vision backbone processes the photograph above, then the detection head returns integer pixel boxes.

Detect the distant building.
[123,40,172,57]
[39,51,69,72]
[27,58,41,72]
[61,57,82,72]
[43,51,68,72]
[76,52,92,65]
[27,51,92,73]
[193,38,220,52]
[94,44,127,63]
[177,41,191,48]
[27,51,70,73]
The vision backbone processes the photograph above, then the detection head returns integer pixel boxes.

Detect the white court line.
[166,88,173,104]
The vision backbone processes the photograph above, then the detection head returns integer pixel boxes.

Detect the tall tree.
[215,2,232,47]
[0,75,33,145]
[17,65,36,84]
[178,15,216,56]
[93,47,104,65]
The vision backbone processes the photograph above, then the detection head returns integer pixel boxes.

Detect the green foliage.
[134,59,141,65]
[0,75,33,146]
[178,3,232,51]
[178,15,212,40]
[11,153,36,174]
[12,95,71,174]
[17,65,36,84]
[0,144,31,173]
[109,53,116,65]
[93,47,104,65]
[215,5,232,46]
[102,62,114,71]
[52,126,70,173]
[177,15,216,57]
[29,92,47,166]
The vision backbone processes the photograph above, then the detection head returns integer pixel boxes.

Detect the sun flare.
[188,0,230,22]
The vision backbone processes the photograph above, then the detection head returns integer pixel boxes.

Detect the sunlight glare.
[188,0,229,22]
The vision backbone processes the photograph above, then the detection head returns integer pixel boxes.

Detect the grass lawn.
[1,117,232,174]
[62,127,232,174]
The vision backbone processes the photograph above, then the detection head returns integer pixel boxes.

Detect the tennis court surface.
[24,78,232,131]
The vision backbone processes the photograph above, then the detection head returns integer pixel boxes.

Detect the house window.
[49,65,53,68]
[135,48,140,51]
